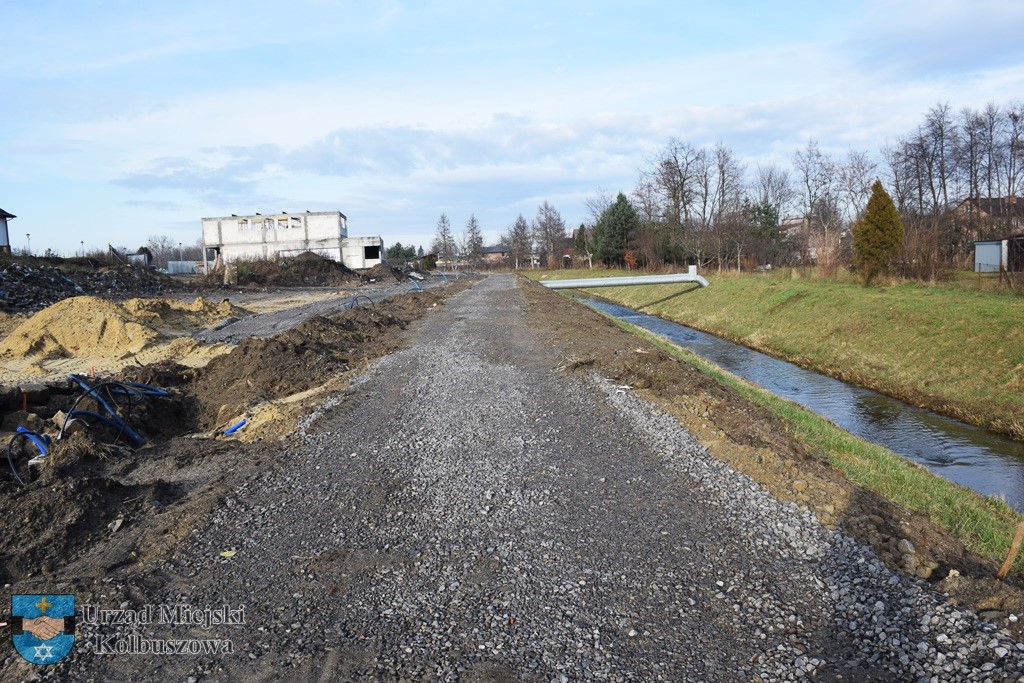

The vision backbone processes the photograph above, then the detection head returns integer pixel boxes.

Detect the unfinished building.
[201,211,384,271]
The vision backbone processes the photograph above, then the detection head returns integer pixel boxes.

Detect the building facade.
[201,211,384,270]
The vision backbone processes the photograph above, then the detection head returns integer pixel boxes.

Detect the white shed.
[974,240,1004,273]
[975,235,1024,273]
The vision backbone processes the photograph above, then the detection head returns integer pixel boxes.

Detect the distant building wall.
[342,236,385,269]
[201,211,387,270]
[167,260,204,275]
[201,211,348,263]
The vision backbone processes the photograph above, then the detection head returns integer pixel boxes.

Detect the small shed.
[975,235,1024,273]
[0,208,15,253]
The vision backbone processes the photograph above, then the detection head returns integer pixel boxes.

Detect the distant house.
[974,233,1024,273]
[0,208,15,253]
[200,210,385,271]
[482,244,509,264]
[956,196,1024,238]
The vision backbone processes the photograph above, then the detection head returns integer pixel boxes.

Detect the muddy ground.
[0,284,473,599]
[1,274,1023,678]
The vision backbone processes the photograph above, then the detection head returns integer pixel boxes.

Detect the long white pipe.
[541,266,709,289]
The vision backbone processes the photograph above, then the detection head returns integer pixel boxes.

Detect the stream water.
[579,296,1024,511]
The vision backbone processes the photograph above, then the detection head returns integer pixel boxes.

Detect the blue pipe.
[67,410,146,447]
[223,419,247,435]
[66,375,147,446]
[15,427,49,457]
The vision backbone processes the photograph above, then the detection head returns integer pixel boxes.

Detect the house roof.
[0,208,15,219]
[975,233,1024,244]
[962,197,1024,218]
[483,245,508,254]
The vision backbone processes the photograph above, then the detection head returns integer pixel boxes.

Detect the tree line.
[431,202,570,270]
[434,99,1023,277]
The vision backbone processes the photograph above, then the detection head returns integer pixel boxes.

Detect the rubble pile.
[0,260,177,312]
[361,262,409,283]
[221,251,362,287]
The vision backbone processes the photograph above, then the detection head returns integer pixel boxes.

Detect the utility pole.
[26,233,30,255]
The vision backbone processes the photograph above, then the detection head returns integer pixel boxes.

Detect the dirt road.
[8,275,1024,682]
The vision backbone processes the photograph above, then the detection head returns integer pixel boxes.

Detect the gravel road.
[195,277,445,344]
[58,275,1024,682]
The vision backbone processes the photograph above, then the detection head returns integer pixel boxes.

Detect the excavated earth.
[0,274,1023,682]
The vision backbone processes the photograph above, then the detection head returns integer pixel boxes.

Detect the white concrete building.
[0,208,15,253]
[201,211,384,271]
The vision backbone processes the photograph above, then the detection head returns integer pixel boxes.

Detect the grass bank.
[526,268,1024,440]
[597,309,1024,572]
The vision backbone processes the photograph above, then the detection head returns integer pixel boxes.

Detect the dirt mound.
[362,263,408,283]
[226,252,361,287]
[0,259,178,312]
[0,296,161,360]
[0,296,244,362]
[190,306,410,428]
[120,296,248,332]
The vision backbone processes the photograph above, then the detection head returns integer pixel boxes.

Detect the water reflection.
[580,297,1024,510]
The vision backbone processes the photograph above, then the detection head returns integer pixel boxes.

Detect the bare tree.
[838,149,878,224]
[502,214,533,269]
[533,201,567,269]
[584,189,615,226]
[431,213,456,269]
[146,235,176,268]
[753,163,795,220]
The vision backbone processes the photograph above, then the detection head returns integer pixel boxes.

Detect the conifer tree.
[853,180,903,285]
[593,193,639,265]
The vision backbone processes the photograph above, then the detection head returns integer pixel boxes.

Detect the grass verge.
[597,308,1024,571]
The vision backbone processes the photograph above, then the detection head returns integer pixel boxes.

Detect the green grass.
[526,268,1024,440]
[598,311,1024,570]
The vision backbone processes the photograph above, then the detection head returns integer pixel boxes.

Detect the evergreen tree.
[465,214,484,269]
[593,193,640,265]
[573,223,593,268]
[853,180,904,285]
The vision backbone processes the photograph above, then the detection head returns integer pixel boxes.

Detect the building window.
[364,245,380,260]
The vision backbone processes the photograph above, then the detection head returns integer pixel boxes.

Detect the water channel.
[578,296,1024,512]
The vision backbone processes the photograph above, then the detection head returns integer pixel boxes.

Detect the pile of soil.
[0,282,473,591]
[361,263,408,283]
[0,296,160,360]
[190,306,412,429]
[225,252,361,287]
[120,297,248,332]
[0,430,263,585]
[0,258,178,312]
[0,295,245,362]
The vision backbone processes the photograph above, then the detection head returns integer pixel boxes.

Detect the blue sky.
[3,0,1024,254]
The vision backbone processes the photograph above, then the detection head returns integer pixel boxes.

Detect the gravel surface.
[44,274,1024,682]
[196,277,444,344]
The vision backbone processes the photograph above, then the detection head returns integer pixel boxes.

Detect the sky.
[2,0,1024,255]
